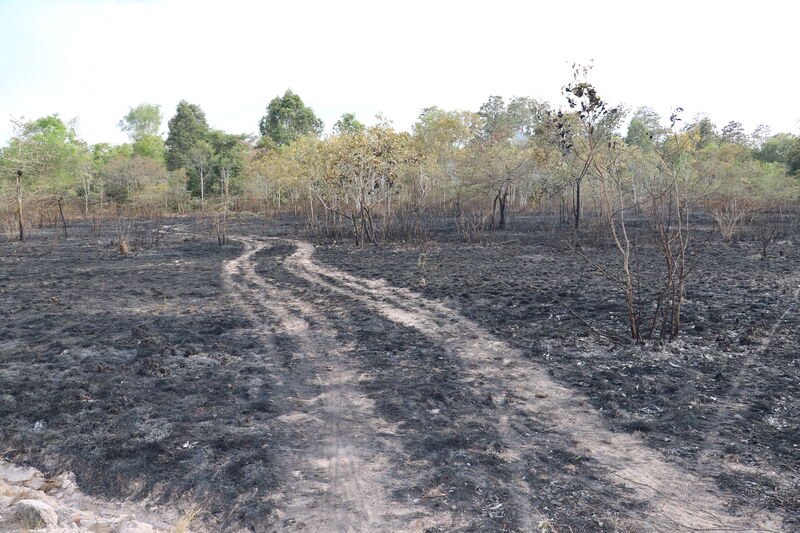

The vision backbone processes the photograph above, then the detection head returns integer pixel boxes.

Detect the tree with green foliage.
[698,142,798,240]
[506,96,551,138]
[477,96,509,143]
[258,90,323,146]
[414,107,479,153]
[119,104,162,142]
[754,133,797,167]
[120,104,166,164]
[548,64,620,230]
[625,107,664,149]
[209,130,249,200]
[412,107,480,210]
[1,115,87,237]
[84,143,116,211]
[332,113,365,136]
[187,140,215,209]
[720,120,748,146]
[132,134,166,163]
[1,118,53,240]
[789,137,800,177]
[460,140,540,230]
[477,95,549,144]
[165,100,210,172]
[316,121,415,245]
[749,124,772,149]
[101,154,170,206]
[3,123,35,240]
[682,115,718,149]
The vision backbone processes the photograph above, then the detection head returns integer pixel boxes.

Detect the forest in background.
[2,67,799,246]
[4,68,799,344]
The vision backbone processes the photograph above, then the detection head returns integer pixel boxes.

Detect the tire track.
[278,237,786,533]
[223,237,454,532]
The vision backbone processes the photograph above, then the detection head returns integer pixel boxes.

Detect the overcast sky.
[1,0,798,145]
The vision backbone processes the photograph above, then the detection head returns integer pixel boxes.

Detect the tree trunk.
[574,179,582,229]
[57,197,68,238]
[491,192,498,229]
[498,190,509,230]
[15,170,24,241]
[200,171,205,211]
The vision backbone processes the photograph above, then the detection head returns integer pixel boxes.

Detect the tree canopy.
[165,100,210,172]
[332,113,364,136]
[119,104,163,141]
[258,90,323,146]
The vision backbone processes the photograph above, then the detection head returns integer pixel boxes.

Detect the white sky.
[1,0,798,145]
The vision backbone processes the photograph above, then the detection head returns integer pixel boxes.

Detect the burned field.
[0,216,798,532]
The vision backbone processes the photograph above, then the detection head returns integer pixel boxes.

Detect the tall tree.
[683,115,719,149]
[478,96,509,143]
[119,104,163,141]
[549,64,619,229]
[258,90,323,146]
[1,115,86,238]
[332,113,364,136]
[412,107,481,209]
[720,120,748,146]
[209,130,250,199]
[754,133,798,167]
[477,96,549,144]
[165,100,210,172]
[0,118,53,240]
[789,137,800,177]
[750,124,772,149]
[187,140,214,209]
[506,96,551,138]
[625,107,664,149]
[86,143,115,211]
[132,134,166,163]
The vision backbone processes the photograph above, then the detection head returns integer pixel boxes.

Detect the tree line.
[2,82,799,244]
[2,73,799,343]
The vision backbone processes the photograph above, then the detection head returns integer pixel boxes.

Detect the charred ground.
[0,214,798,532]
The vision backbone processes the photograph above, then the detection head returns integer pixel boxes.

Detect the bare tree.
[188,141,214,211]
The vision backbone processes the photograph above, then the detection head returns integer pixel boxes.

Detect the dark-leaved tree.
[165,100,210,172]
[258,90,323,146]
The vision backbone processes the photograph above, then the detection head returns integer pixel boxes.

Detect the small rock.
[116,520,155,533]
[14,499,59,528]
[1,465,37,484]
[57,473,79,495]
[41,477,64,493]
[87,523,114,533]
[25,476,45,490]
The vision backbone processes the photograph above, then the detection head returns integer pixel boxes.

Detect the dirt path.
[223,237,454,532]
[272,236,786,533]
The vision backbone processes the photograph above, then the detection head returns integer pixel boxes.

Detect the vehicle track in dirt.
[223,237,455,532]
[271,236,786,533]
